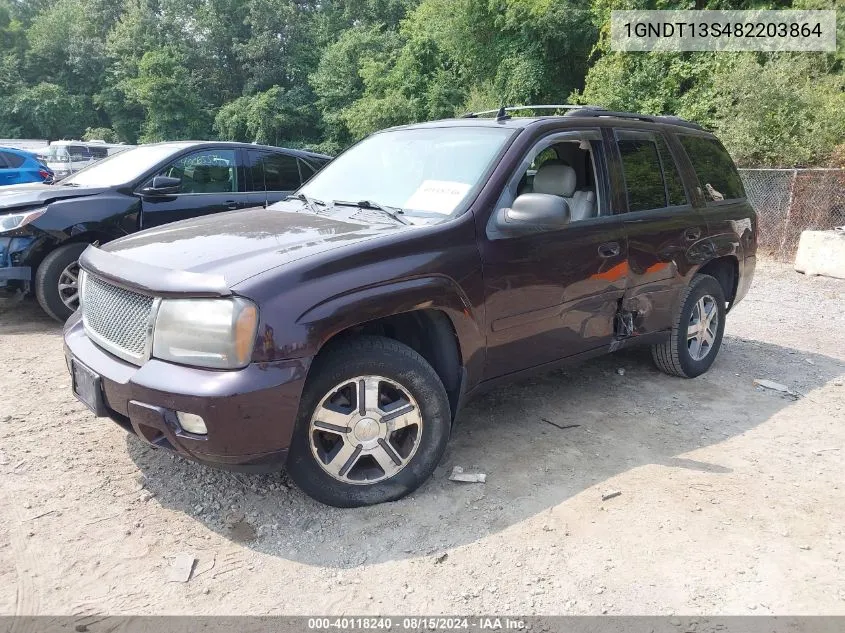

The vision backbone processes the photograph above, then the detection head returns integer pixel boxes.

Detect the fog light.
[176,411,207,435]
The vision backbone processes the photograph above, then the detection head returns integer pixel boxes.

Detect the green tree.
[10,82,92,138]
[121,47,213,141]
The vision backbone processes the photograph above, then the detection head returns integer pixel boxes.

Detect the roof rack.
[564,108,704,131]
[461,105,606,119]
[460,105,703,130]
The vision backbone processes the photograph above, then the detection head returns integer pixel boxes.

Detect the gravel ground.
[1,258,844,616]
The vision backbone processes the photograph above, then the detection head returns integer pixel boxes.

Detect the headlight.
[0,208,46,233]
[152,297,259,369]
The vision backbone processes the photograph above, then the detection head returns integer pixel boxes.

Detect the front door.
[478,128,628,379]
[139,148,251,229]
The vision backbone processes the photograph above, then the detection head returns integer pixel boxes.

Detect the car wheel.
[651,273,727,378]
[34,243,89,322]
[287,335,451,507]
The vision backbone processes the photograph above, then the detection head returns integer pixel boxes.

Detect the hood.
[98,205,405,289]
[0,183,109,211]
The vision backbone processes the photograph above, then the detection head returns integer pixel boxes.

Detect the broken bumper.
[63,313,309,472]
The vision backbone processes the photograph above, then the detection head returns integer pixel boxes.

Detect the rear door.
[610,127,707,334]
[139,147,251,229]
[245,150,304,207]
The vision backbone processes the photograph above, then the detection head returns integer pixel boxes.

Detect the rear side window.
[0,151,25,168]
[678,135,745,202]
[249,151,301,192]
[616,130,688,212]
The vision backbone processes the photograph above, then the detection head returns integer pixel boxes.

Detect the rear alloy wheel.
[34,242,89,322]
[651,273,727,378]
[287,336,451,507]
[686,295,719,361]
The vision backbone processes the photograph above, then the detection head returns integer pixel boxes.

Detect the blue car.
[0,147,53,186]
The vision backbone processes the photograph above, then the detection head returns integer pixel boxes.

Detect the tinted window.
[617,130,689,211]
[249,152,300,192]
[157,149,237,194]
[0,152,23,168]
[678,135,745,201]
[298,159,316,182]
[655,136,687,206]
[88,146,109,159]
[68,145,89,161]
[617,136,666,212]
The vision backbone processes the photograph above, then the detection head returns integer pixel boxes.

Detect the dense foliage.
[0,0,841,166]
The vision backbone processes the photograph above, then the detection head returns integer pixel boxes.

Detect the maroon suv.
[63,106,756,507]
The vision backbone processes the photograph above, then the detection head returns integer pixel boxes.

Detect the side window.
[5,153,26,168]
[298,159,316,183]
[655,136,687,206]
[68,145,89,161]
[678,135,745,202]
[0,152,11,168]
[616,130,688,211]
[249,151,301,192]
[495,128,605,228]
[156,149,238,194]
[89,147,109,160]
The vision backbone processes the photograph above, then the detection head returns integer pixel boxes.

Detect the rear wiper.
[285,193,326,214]
[332,199,408,225]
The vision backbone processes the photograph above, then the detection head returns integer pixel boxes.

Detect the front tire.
[651,273,727,378]
[287,335,452,507]
[35,243,88,322]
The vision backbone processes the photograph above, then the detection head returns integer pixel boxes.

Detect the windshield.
[62,145,181,187]
[297,127,513,218]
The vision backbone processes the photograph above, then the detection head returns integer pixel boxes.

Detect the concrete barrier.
[794,229,845,280]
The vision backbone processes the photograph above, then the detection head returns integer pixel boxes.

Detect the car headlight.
[0,208,46,233]
[152,297,259,369]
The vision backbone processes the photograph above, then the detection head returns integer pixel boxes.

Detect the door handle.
[597,242,620,258]
[225,200,238,210]
[684,227,702,241]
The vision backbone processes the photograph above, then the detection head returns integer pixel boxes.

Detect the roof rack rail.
[461,104,606,119]
[564,108,704,131]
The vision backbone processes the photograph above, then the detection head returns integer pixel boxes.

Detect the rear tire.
[287,335,451,507]
[651,274,726,378]
[35,243,88,322]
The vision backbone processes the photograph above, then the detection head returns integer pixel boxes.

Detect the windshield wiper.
[332,199,408,225]
[285,193,326,214]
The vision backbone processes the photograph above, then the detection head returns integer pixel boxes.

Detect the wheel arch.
[696,255,739,310]
[297,277,484,420]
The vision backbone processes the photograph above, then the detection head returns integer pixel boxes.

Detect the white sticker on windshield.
[404,180,472,214]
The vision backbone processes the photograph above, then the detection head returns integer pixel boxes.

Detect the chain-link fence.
[738,168,845,260]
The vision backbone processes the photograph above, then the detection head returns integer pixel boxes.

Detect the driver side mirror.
[492,193,570,235]
[141,175,181,196]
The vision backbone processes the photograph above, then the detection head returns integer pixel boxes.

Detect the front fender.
[251,275,486,382]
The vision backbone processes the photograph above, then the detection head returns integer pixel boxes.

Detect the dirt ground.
[1,259,844,616]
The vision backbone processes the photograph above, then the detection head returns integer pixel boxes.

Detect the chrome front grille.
[80,272,155,364]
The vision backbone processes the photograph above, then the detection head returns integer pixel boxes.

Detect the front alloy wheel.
[288,336,451,507]
[57,260,81,312]
[309,376,423,484]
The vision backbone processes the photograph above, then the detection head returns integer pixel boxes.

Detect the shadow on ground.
[124,335,845,569]
[0,297,62,335]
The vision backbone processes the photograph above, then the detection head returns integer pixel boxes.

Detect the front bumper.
[0,235,34,295]
[63,313,310,472]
